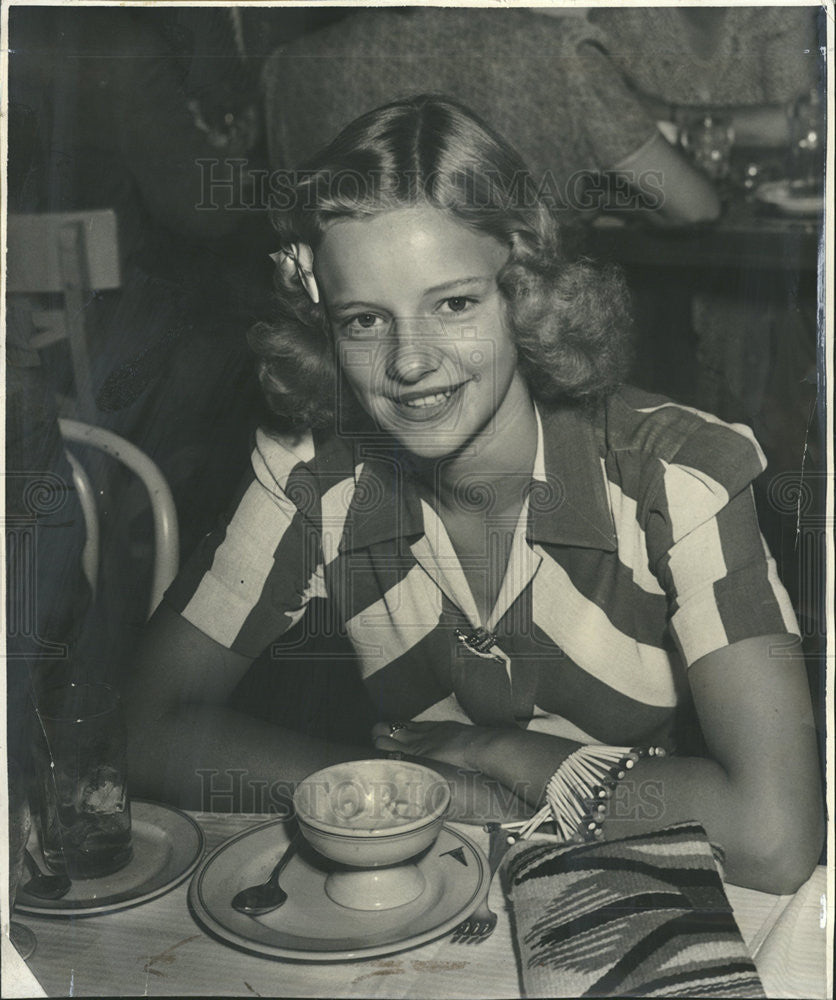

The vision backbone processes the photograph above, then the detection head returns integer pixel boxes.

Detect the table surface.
[585,196,822,273]
[5,812,831,999]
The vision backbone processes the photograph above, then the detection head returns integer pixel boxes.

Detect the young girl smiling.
[126,95,822,892]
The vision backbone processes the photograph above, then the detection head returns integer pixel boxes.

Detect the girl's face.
[316,205,530,460]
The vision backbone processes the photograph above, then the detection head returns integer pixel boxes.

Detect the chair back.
[58,419,179,620]
[7,209,121,419]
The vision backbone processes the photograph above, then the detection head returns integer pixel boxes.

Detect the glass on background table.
[679,112,736,182]
[2,810,829,1000]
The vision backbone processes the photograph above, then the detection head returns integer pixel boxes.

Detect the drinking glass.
[32,683,132,879]
[7,758,37,959]
[680,114,735,182]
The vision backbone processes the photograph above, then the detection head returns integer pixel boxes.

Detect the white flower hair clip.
[269,242,320,304]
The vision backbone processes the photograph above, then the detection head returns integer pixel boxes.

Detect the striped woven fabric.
[501,823,765,998]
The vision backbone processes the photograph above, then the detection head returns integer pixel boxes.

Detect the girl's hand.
[374,721,582,811]
[371,720,488,770]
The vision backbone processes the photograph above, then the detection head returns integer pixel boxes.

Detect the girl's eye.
[345,313,385,336]
[441,296,475,314]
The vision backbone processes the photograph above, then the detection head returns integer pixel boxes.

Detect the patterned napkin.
[501,822,765,998]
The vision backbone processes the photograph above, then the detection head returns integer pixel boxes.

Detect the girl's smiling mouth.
[388,380,468,420]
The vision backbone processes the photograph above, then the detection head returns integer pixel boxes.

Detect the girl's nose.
[386,347,440,384]
[385,319,442,384]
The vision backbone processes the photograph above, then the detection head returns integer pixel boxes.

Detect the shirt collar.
[339,442,425,552]
[527,403,617,551]
[339,402,617,553]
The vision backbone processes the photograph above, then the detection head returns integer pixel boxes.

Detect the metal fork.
[451,823,516,944]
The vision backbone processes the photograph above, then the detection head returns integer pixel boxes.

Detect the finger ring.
[389,721,407,737]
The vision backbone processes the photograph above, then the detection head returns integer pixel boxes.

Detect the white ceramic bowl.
[293,759,451,869]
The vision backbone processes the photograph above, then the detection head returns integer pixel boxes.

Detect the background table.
[585,196,820,273]
[4,812,830,999]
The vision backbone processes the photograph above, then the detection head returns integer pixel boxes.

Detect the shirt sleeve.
[164,439,327,659]
[561,27,660,171]
[643,419,800,668]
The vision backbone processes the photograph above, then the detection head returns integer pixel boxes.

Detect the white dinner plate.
[188,819,489,961]
[16,799,205,917]
[755,179,823,217]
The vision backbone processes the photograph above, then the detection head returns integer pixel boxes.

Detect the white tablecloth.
[2,813,830,999]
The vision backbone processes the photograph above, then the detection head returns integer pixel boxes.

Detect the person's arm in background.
[560,31,722,227]
[608,129,721,226]
[716,106,792,148]
[638,90,796,150]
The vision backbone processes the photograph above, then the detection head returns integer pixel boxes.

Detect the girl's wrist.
[463,727,581,800]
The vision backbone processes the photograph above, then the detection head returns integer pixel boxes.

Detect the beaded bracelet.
[502,744,666,844]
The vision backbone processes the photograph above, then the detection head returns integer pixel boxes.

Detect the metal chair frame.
[58,419,179,620]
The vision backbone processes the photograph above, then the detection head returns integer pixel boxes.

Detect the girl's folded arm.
[674,632,823,892]
[123,604,371,812]
[124,605,531,821]
[381,632,823,893]
[466,633,823,893]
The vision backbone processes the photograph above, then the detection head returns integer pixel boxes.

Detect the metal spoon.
[231,833,300,915]
[22,849,72,900]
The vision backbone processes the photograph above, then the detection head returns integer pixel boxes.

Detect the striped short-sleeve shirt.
[166,386,799,749]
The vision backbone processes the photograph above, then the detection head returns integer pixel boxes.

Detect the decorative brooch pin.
[455,626,508,662]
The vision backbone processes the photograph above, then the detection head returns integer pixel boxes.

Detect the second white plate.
[17,799,205,917]
[189,819,488,961]
[755,179,823,216]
